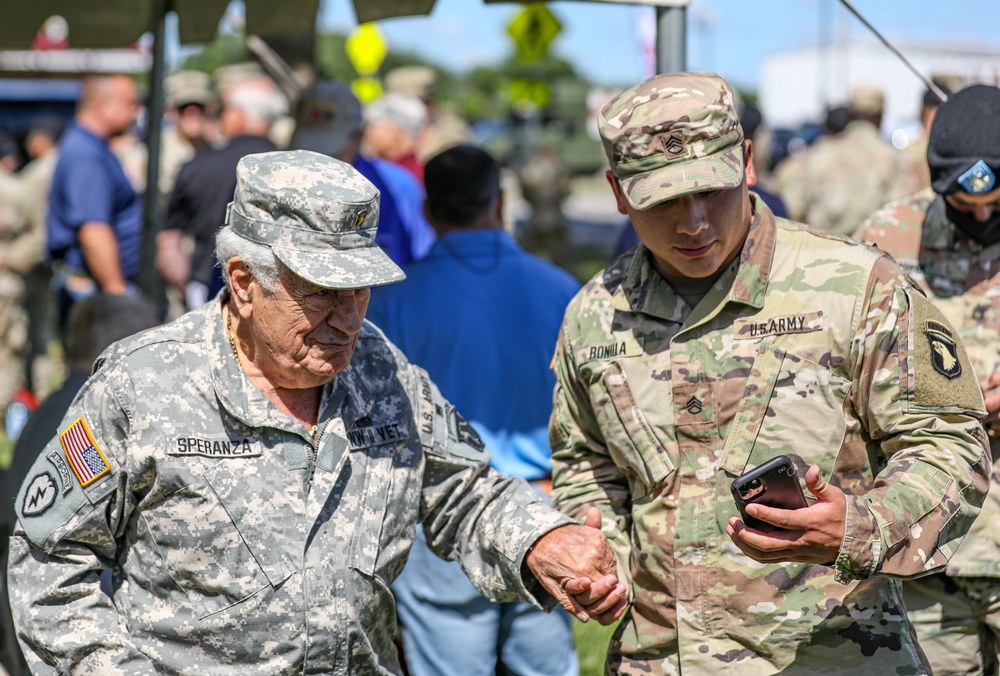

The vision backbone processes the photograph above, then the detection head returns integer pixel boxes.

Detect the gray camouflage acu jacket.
[8,295,571,675]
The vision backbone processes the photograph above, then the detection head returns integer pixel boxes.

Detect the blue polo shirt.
[47,122,142,281]
[366,229,579,480]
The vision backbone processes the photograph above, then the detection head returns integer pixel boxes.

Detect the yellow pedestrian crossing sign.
[345,23,387,77]
[508,4,562,63]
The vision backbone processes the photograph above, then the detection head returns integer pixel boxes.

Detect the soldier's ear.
[226,258,253,304]
[743,139,757,188]
[606,170,629,215]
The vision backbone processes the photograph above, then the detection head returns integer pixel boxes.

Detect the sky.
[316,0,1000,93]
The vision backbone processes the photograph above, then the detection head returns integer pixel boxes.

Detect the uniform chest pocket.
[142,472,293,619]
[598,362,676,498]
[722,347,851,475]
[347,443,399,579]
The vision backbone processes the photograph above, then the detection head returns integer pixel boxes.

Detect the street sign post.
[507,4,561,64]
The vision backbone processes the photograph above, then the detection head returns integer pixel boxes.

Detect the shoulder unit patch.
[21,472,57,517]
[926,320,961,379]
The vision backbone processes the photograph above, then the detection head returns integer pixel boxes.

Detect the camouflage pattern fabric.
[0,169,40,414]
[903,574,1000,676]
[227,150,405,289]
[417,108,472,163]
[598,71,745,210]
[16,150,59,401]
[857,190,1000,672]
[902,135,932,193]
[8,295,573,674]
[857,187,1000,578]
[159,126,197,197]
[550,196,990,674]
[773,120,917,236]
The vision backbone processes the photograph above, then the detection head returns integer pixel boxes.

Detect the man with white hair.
[8,150,626,674]
[158,74,286,310]
[363,92,428,183]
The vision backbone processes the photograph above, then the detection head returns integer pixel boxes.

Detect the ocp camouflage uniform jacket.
[8,295,572,675]
[858,187,1000,578]
[550,197,991,674]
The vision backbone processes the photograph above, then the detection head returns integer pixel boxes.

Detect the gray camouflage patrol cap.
[598,71,745,210]
[226,150,404,289]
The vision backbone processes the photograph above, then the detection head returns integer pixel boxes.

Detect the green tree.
[181,33,248,74]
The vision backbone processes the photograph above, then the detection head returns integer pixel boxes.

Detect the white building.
[759,38,1000,146]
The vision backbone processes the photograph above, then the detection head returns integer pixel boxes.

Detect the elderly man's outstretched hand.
[526,507,628,625]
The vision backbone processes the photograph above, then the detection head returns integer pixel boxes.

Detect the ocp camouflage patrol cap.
[598,71,745,210]
[226,150,404,289]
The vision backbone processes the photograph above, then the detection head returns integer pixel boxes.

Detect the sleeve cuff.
[834,495,883,584]
[515,514,577,611]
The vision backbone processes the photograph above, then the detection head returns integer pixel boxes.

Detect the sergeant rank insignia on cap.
[59,417,111,487]
[957,159,996,194]
[927,321,962,379]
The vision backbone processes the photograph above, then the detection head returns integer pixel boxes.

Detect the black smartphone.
[731,455,808,531]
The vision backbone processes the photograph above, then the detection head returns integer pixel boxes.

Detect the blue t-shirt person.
[367,228,579,479]
[47,122,142,282]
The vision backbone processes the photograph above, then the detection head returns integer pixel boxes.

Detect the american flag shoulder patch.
[59,417,111,487]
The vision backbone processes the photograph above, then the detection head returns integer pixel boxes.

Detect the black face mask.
[946,200,1000,246]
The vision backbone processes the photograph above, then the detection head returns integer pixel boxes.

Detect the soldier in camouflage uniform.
[8,150,627,674]
[550,71,992,675]
[0,166,41,431]
[773,85,916,236]
[856,84,1000,676]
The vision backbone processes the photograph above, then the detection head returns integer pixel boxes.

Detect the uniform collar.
[206,291,338,438]
[611,194,776,320]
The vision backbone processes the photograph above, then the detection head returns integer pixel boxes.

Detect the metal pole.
[655,6,686,75]
[838,0,948,102]
[139,0,169,301]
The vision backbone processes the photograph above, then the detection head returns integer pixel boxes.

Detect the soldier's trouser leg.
[904,573,1000,676]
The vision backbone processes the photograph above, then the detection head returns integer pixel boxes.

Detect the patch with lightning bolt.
[22,472,57,517]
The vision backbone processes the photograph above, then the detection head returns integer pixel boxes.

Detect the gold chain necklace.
[225,305,241,366]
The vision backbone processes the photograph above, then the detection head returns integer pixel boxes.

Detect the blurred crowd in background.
[0,61,968,454]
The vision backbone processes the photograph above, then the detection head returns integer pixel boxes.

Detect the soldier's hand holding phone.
[727,461,846,566]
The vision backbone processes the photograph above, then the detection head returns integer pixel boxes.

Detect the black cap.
[928,85,1000,195]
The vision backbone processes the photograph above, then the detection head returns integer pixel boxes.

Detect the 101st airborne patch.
[927,320,961,379]
[909,290,983,412]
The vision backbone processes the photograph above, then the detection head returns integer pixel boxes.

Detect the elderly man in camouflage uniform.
[856,84,1000,676]
[8,150,626,675]
[550,71,992,674]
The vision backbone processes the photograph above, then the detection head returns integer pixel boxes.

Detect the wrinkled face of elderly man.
[217,150,405,393]
[231,264,370,389]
